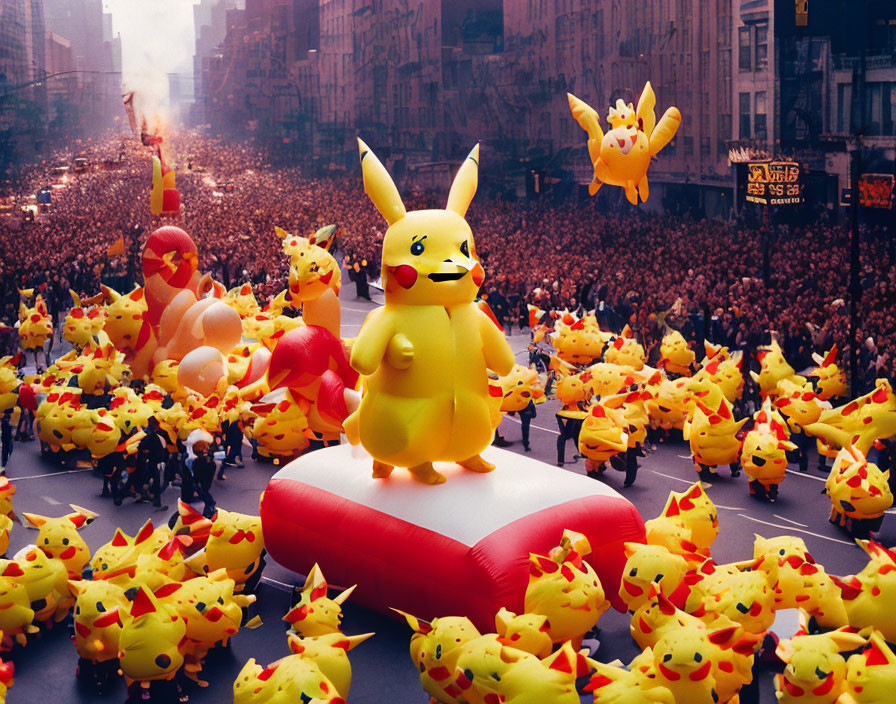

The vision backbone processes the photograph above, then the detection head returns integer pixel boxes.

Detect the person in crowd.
[135,416,168,510]
[190,440,218,519]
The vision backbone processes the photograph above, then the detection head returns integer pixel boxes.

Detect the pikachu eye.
[460,241,470,257]
[410,239,425,256]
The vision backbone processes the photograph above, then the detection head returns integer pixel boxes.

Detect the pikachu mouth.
[428,271,467,282]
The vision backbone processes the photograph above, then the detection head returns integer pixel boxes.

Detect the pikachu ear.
[635,81,657,138]
[446,144,480,217]
[358,138,406,225]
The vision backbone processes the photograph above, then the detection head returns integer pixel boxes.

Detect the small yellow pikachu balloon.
[346,140,514,484]
[660,330,695,376]
[568,82,681,205]
[832,540,896,643]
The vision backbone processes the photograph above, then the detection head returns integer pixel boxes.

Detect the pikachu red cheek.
[471,262,484,287]
[389,264,418,289]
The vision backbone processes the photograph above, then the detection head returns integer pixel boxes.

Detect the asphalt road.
[4,279,891,703]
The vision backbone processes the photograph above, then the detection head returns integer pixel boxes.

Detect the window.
[755,23,768,70]
[754,91,767,140]
[719,114,732,153]
[837,83,850,133]
[739,92,751,138]
[738,26,751,71]
[684,135,694,155]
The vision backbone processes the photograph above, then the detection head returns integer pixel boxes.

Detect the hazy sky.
[103,0,199,111]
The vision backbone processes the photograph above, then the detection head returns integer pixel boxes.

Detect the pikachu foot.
[458,454,495,474]
[372,460,394,479]
[408,463,446,485]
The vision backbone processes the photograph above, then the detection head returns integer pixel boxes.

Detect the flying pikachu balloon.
[346,140,515,484]
[568,82,682,204]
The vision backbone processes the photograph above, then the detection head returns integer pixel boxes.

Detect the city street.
[4,280,889,704]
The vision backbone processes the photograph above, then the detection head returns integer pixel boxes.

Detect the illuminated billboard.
[746,161,803,205]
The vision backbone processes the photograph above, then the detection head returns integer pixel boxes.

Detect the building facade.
[192,0,894,217]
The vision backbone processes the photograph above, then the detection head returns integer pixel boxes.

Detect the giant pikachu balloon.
[568,82,681,205]
[346,140,515,484]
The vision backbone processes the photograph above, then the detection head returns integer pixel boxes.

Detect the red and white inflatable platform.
[260,443,645,630]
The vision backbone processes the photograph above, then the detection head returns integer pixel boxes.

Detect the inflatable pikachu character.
[347,140,515,484]
[568,82,682,205]
[833,540,896,643]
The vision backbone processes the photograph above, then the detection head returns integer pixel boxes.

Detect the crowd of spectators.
[1,131,893,387]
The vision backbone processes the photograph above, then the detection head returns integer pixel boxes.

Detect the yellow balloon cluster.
[610,487,896,703]
[399,530,603,704]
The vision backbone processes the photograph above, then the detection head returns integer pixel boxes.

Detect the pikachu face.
[151,359,181,397]
[101,285,146,351]
[0,565,35,640]
[808,346,849,401]
[741,427,793,484]
[630,587,705,651]
[553,321,605,366]
[162,572,250,649]
[775,382,827,429]
[70,579,126,663]
[578,404,628,462]
[753,339,805,396]
[398,611,480,703]
[554,370,593,408]
[702,569,775,634]
[660,330,695,376]
[697,356,745,404]
[649,483,719,551]
[647,378,690,430]
[118,587,186,683]
[686,401,747,467]
[200,508,265,587]
[524,532,609,643]
[494,607,553,659]
[278,227,341,305]
[249,394,311,459]
[775,626,866,704]
[605,335,646,370]
[23,505,97,577]
[360,139,485,308]
[826,445,893,520]
[0,358,19,412]
[10,545,69,623]
[63,305,106,349]
[498,365,545,413]
[582,362,632,399]
[619,543,689,613]
[284,563,355,638]
[843,630,896,703]
[650,627,717,693]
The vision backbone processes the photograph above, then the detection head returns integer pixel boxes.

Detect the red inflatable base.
[260,444,645,631]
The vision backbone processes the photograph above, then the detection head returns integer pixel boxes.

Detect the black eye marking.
[410,236,427,256]
[460,241,469,257]
[155,654,171,669]
[96,601,106,613]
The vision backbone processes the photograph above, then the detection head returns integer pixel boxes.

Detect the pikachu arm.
[349,308,395,376]
[648,107,682,156]
[479,311,514,377]
[802,421,851,448]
